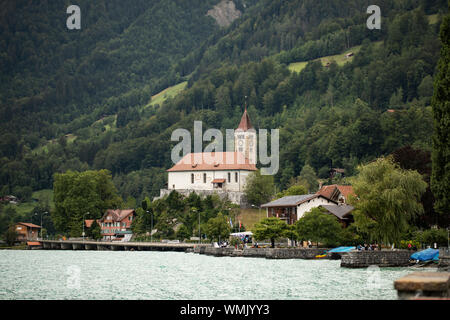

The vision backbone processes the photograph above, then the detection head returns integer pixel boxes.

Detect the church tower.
[235,107,257,164]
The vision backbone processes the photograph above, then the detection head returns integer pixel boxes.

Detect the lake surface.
[0,250,432,300]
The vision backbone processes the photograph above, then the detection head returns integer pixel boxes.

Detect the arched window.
[191,173,194,184]
[228,172,231,183]
[235,172,238,183]
[203,173,207,183]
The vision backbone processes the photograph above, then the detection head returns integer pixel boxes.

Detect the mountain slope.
[0,0,447,206]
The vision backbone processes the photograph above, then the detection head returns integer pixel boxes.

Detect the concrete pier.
[394,272,450,299]
[37,240,206,252]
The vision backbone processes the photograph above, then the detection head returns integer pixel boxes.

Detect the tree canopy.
[52,169,123,236]
[431,7,450,216]
[253,217,288,248]
[295,207,342,247]
[350,157,427,245]
[244,170,275,206]
[205,212,231,242]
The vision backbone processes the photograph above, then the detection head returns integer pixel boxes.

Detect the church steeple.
[235,106,257,164]
[236,107,253,131]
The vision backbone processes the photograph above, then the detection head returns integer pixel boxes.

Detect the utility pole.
[146,210,153,242]
[35,211,48,240]
[41,211,47,239]
[83,212,90,241]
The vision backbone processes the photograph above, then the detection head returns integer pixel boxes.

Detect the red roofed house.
[15,222,41,242]
[97,209,136,241]
[316,184,356,204]
[161,109,258,205]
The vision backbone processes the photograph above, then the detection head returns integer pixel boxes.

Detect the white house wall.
[296,197,336,220]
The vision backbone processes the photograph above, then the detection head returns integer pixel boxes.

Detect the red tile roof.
[27,241,42,246]
[100,209,135,222]
[167,152,257,172]
[236,108,253,131]
[17,222,41,229]
[85,219,95,228]
[316,185,338,199]
[336,185,356,198]
[316,185,355,200]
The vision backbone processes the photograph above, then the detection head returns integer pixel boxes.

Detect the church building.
[159,109,257,205]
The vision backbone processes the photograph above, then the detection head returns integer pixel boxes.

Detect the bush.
[4,225,17,246]
[417,228,448,247]
[338,225,361,246]
[399,240,420,249]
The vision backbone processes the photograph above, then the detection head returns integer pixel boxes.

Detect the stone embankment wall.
[341,250,411,268]
[193,247,329,259]
[439,248,450,271]
[156,189,250,207]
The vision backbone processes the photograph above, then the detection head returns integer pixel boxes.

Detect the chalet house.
[261,194,338,225]
[15,222,41,242]
[160,108,258,205]
[1,195,19,204]
[97,209,136,241]
[329,168,346,179]
[316,184,355,204]
[319,204,354,228]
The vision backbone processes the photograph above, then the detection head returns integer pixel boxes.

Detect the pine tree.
[431,8,450,216]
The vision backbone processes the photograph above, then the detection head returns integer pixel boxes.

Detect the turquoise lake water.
[0,250,433,300]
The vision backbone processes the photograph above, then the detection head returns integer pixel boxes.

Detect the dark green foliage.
[244,170,276,206]
[205,213,231,242]
[431,8,450,216]
[351,157,427,245]
[52,170,123,236]
[295,207,342,247]
[176,224,192,241]
[392,145,448,228]
[87,220,102,240]
[132,190,234,241]
[4,225,17,246]
[253,217,288,248]
[417,228,449,247]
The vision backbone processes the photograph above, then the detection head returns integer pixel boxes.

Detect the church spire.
[236,98,253,131]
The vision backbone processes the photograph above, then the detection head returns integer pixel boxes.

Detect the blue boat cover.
[328,246,356,253]
[410,248,439,261]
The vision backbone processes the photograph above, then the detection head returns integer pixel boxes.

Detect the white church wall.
[168,170,253,192]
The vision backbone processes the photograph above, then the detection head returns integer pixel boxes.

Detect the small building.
[316,184,355,204]
[319,204,354,227]
[261,194,338,225]
[329,168,346,179]
[98,209,136,241]
[15,222,41,242]
[1,195,19,204]
[345,52,354,58]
